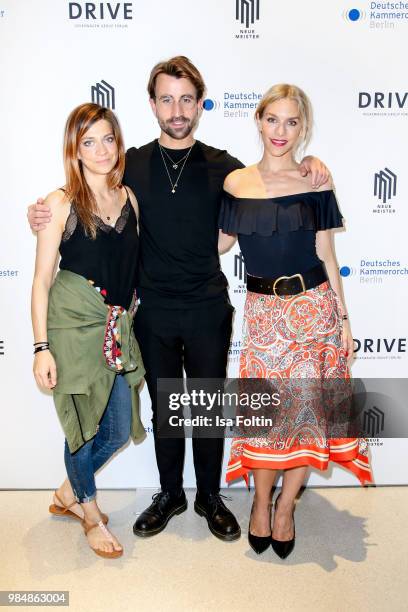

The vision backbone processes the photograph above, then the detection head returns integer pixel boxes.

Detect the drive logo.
[374,168,397,204]
[363,406,385,437]
[91,80,115,109]
[68,2,133,20]
[0,340,4,356]
[236,0,260,28]
[234,252,247,283]
[354,337,406,356]
[358,91,408,117]
[359,91,408,109]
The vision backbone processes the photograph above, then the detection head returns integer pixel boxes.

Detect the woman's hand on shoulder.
[33,350,57,390]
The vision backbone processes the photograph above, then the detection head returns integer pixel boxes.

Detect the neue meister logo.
[374,168,397,204]
[236,0,260,28]
[363,406,385,437]
[234,252,247,283]
[91,80,115,110]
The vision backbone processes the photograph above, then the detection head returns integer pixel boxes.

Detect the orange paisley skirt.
[226,282,373,486]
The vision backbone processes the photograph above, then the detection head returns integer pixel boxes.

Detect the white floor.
[0,487,406,612]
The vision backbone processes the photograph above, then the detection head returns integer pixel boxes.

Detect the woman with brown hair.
[219,84,372,558]
[31,103,145,559]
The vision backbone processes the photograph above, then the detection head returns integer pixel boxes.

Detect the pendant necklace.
[158,141,194,194]
[160,146,191,169]
[97,188,120,225]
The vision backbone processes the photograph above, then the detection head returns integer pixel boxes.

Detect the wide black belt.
[247,264,328,297]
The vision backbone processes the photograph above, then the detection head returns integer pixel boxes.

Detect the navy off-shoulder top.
[219,190,343,278]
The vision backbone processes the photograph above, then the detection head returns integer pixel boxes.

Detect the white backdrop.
[1,0,407,489]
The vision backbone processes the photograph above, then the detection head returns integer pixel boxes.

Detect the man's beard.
[158,114,198,140]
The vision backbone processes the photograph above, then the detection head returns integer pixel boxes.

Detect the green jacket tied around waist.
[47,270,146,453]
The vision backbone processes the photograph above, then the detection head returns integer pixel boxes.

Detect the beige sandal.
[82,519,123,559]
[49,491,109,525]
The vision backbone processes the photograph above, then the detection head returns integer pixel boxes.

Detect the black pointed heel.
[248,502,271,555]
[271,493,295,559]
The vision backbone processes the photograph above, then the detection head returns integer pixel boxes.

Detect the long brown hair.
[63,103,125,238]
[147,56,206,101]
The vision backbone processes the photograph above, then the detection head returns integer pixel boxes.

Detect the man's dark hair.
[147,56,206,100]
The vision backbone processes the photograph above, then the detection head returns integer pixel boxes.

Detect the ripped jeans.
[64,374,131,503]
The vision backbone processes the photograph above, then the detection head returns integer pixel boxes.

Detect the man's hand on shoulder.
[315,175,334,192]
[28,197,52,232]
[299,156,330,189]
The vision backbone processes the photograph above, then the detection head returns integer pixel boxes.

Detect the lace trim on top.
[61,205,78,242]
[61,200,131,242]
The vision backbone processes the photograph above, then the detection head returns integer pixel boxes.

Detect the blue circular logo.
[348,8,361,21]
[203,99,215,111]
[340,266,351,277]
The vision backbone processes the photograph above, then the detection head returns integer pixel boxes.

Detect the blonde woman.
[219,85,372,557]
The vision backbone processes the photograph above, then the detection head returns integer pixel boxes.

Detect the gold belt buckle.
[272,273,306,300]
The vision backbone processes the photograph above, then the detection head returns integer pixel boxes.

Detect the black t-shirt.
[123,140,243,308]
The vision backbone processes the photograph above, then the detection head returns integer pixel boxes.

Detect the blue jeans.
[64,375,131,503]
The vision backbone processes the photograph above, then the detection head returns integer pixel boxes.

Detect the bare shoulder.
[36,190,70,236]
[44,189,70,211]
[43,189,71,224]
[223,166,253,196]
[123,185,139,218]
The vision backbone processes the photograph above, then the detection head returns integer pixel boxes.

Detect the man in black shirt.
[28,56,328,542]
[125,58,244,541]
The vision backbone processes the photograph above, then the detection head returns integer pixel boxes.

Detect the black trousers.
[134,300,233,495]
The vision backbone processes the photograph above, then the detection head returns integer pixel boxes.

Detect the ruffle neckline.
[219,189,343,236]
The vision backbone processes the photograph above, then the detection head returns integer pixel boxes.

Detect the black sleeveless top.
[219,190,343,278]
[59,194,139,309]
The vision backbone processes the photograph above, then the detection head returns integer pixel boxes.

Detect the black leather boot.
[194,492,241,541]
[133,490,187,537]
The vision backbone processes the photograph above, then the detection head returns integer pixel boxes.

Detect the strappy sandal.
[49,491,109,525]
[82,519,123,559]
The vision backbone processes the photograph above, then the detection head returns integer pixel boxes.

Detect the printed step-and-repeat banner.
[1,0,407,488]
